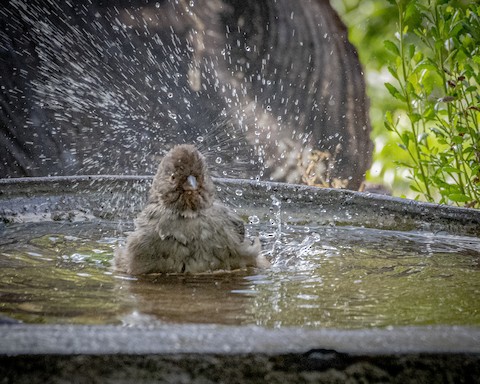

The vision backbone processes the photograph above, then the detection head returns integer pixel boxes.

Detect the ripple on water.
[0,221,479,328]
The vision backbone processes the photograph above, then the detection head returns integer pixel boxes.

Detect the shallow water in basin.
[0,221,479,328]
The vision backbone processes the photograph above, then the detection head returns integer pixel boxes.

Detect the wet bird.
[115,144,267,274]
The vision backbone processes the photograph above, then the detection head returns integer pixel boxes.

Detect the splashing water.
[2,0,287,180]
[2,0,373,188]
[263,194,283,258]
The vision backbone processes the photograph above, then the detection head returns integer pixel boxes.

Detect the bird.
[114,144,267,275]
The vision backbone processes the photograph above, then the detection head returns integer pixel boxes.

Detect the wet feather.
[115,144,266,274]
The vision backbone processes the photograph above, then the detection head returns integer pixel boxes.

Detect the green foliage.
[331,0,414,196]
[331,0,479,207]
[383,0,480,207]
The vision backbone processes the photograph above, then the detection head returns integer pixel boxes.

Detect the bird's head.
[150,144,215,215]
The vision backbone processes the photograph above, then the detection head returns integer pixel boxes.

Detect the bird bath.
[1,176,479,381]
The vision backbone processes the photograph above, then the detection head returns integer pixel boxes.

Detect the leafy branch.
[384,0,480,208]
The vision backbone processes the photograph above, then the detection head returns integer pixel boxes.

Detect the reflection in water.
[120,273,253,326]
[0,221,479,328]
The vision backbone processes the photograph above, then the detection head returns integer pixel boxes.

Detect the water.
[1,221,479,328]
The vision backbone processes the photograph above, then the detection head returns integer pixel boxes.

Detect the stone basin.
[0,176,479,382]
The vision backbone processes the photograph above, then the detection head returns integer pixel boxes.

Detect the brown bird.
[115,144,267,274]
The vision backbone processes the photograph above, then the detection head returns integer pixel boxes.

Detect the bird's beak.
[186,175,198,190]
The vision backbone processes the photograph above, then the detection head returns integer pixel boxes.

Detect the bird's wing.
[213,202,245,241]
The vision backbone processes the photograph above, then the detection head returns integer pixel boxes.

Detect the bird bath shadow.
[1,176,479,329]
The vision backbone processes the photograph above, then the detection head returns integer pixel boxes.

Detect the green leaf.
[387,65,399,81]
[431,127,446,137]
[448,194,471,203]
[405,2,422,27]
[422,71,442,95]
[443,166,461,174]
[450,23,464,39]
[408,44,415,60]
[385,110,394,125]
[397,161,414,168]
[384,40,400,57]
[406,80,418,98]
[401,131,412,146]
[424,105,436,120]
[416,172,428,184]
[385,82,406,102]
[452,135,464,145]
[413,60,439,74]
[410,184,421,192]
[464,147,476,155]
[431,176,449,188]
[413,50,423,62]
[410,113,422,124]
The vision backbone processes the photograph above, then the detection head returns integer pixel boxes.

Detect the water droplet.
[196,136,204,142]
[235,189,243,196]
[167,92,173,98]
[215,157,222,164]
[248,215,260,224]
[155,2,161,8]
[27,252,43,257]
[271,195,281,207]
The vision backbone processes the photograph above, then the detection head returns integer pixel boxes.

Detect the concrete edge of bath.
[1,177,480,381]
[1,324,480,356]
[1,175,479,236]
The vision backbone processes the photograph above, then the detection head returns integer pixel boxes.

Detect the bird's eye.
[170,173,176,182]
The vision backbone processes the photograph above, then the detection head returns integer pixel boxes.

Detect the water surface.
[1,221,479,328]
